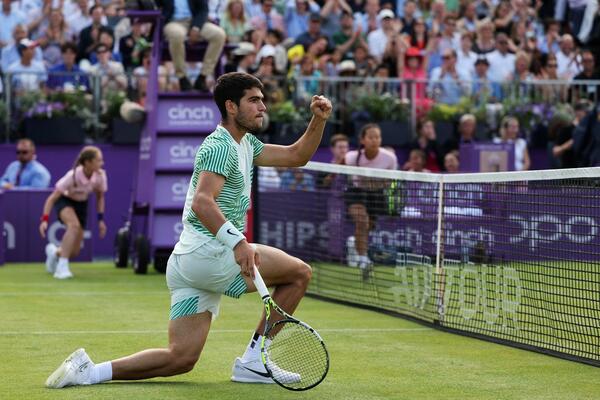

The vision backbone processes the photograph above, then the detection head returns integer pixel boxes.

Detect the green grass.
[310,261,600,363]
[1,262,599,400]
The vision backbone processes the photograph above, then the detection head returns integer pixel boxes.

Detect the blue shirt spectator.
[1,139,51,189]
[0,1,25,47]
[46,42,90,90]
[280,169,315,191]
[285,0,320,40]
[0,23,42,72]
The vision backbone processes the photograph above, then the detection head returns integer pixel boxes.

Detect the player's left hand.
[310,95,332,120]
[98,220,107,239]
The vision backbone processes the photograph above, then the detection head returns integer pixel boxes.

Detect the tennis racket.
[252,266,329,391]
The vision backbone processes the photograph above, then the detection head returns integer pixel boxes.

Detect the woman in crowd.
[220,0,249,44]
[495,116,530,171]
[39,146,108,279]
[344,123,398,280]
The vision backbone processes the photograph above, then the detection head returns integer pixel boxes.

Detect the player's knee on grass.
[168,346,201,374]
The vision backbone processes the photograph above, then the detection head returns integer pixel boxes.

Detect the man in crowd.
[1,138,51,189]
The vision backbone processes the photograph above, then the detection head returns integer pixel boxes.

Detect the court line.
[0,291,167,296]
[0,328,432,336]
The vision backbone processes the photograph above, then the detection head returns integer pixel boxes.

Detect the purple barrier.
[1,190,94,262]
[0,144,138,260]
[0,192,4,265]
[257,187,600,262]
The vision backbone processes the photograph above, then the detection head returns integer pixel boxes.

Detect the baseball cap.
[309,12,322,22]
[378,9,395,20]
[18,38,38,51]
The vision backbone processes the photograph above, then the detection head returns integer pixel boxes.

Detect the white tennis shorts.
[166,239,250,320]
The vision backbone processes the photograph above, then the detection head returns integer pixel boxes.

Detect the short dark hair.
[214,72,264,119]
[330,133,349,147]
[61,41,78,54]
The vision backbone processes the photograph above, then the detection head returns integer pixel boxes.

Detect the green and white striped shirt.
[173,125,264,254]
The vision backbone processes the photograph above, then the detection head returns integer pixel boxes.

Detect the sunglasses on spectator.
[16,150,29,155]
[583,58,595,63]
[442,55,453,60]
[498,41,508,44]
[547,63,557,68]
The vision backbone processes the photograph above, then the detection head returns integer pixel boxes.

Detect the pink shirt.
[55,166,108,202]
[345,147,398,189]
[345,147,398,170]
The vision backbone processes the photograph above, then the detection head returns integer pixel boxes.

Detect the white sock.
[57,257,69,271]
[242,332,263,361]
[90,362,112,384]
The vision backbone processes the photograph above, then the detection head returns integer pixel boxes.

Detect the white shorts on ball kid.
[166,239,252,320]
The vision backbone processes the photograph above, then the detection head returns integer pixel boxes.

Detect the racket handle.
[252,265,270,299]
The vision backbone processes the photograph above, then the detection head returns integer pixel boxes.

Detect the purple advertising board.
[0,144,138,261]
[154,175,190,209]
[152,214,183,248]
[0,192,4,265]
[459,142,515,172]
[1,190,94,262]
[257,186,600,262]
[155,137,205,170]
[156,99,221,134]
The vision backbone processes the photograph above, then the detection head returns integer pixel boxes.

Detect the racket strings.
[266,321,328,389]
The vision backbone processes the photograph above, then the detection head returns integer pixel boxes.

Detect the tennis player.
[39,146,107,279]
[45,72,332,388]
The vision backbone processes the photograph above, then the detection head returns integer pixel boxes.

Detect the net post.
[434,177,445,324]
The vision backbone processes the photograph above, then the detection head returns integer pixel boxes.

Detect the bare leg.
[111,311,212,380]
[349,204,369,256]
[242,244,312,334]
[57,207,82,259]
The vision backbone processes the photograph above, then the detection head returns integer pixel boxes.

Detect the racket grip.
[252,265,270,299]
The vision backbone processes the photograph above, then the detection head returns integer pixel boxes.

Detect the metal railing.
[2,71,598,144]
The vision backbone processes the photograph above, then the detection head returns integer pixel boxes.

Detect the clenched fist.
[310,95,333,120]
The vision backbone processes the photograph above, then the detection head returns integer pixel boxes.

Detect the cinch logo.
[171,179,188,201]
[169,141,199,163]
[168,103,215,122]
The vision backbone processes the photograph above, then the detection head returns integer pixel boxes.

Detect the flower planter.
[353,120,412,147]
[111,117,144,145]
[23,117,86,144]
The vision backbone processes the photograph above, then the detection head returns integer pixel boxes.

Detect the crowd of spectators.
[0,0,599,169]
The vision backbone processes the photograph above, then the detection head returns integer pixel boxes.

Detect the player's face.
[234,87,266,133]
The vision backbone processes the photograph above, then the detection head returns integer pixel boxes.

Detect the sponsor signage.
[157,99,220,133]
[155,137,204,170]
[154,175,190,209]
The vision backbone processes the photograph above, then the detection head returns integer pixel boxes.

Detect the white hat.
[337,59,356,73]
[232,42,256,56]
[378,9,395,20]
[257,44,276,61]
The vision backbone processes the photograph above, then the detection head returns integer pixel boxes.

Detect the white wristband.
[216,221,246,249]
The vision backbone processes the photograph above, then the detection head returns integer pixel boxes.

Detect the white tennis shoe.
[46,348,94,388]
[45,243,58,274]
[231,357,300,384]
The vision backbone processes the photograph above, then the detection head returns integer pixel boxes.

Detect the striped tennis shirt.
[173,125,265,254]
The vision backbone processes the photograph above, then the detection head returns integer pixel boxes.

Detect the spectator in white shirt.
[456,31,476,77]
[555,33,581,80]
[6,38,47,93]
[367,9,397,62]
[487,32,515,82]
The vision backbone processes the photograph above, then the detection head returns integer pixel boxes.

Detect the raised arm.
[254,95,332,167]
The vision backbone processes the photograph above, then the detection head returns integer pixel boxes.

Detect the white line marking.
[0,328,432,336]
[0,291,167,296]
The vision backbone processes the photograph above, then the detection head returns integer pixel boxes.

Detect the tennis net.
[254,163,600,366]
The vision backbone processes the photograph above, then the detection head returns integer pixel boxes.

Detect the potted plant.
[267,100,312,145]
[349,92,411,147]
[21,88,92,144]
[426,96,488,143]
